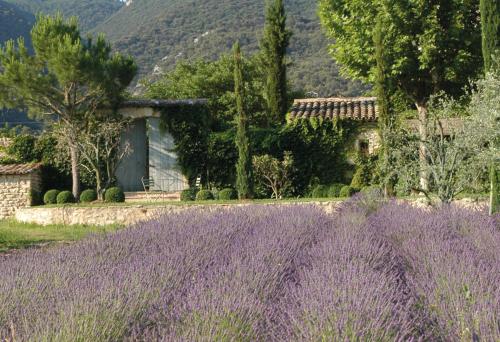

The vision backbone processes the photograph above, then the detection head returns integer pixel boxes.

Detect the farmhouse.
[289,97,381,155]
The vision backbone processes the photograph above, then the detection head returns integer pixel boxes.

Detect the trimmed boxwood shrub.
[104,187,125,203]
[218,188,238,200]
[80,189,98,203]
[181,188,198,201]
[43,189,60,205]
[56,191,75,204]
[339,185,356,198]
[311,185,329,198]
[196,189,214,201]
[328,183,345,198]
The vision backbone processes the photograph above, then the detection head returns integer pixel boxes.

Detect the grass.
[0,220,121,253]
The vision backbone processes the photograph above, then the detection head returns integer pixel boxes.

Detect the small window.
[359,140,369,156]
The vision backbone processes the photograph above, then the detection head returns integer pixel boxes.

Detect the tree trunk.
[416,102,429,191]
[70,145,80,200]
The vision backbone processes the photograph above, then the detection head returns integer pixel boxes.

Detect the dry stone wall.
[0,172,41,219]
[15,201,342,226]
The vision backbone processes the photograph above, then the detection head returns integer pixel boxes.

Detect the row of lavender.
[0,199,498,341]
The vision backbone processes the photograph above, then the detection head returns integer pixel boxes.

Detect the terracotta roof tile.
[0,163,42,175]
[290,97,378,122]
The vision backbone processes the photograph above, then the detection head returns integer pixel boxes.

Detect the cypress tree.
[480,0,500,71]
[234,41,253,199]
[261,0,291,125]
[373,15,395,197]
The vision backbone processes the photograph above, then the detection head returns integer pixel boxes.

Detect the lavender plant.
[0,200,498,341]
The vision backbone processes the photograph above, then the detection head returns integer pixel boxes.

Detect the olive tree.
[393,72,499,204]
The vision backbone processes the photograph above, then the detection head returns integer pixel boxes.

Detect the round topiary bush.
[56,191,75,204]
[181,188,198,201]
[218,188,238,200]
[43,189,60,205]
[311,185,329,198]
[80,189,97,203]
[339,185,356,198]
[328,183,345,198]
[196,189,214,201]
[104,187,125,203]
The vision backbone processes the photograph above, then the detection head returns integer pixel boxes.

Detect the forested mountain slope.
[2,0,366,98]
[0,0,33,44]
[3,0,123,32]
[93,0,367,96]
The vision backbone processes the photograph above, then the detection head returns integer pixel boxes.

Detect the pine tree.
[261,0,291,125]
[234,41,253,199]
[480,0,500,71]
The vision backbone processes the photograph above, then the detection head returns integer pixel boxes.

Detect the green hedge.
[328,183,345,198]
[43,189,60,205]
[181,188,198,201]
[80,189,98,203]
[339,185,356,198]
[104,187,125,203]
[311,185,329,198]
[56,191,75,204]
[218,188,238,200]
[196,189,214,201]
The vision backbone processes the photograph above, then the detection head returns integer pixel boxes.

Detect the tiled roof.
[0,163,42,175]
[289,97,378,121]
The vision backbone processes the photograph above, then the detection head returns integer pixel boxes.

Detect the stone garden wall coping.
[14,201,342,226]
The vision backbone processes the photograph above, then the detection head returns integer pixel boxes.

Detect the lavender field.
[1,198,499,341]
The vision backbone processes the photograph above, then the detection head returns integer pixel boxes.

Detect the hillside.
[1,0,367,99]
[3,0,123,32]
[0,0,34,44]
[93,0,367,96]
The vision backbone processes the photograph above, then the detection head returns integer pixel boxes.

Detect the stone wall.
[0,171,41,219]
[15,201,342,226]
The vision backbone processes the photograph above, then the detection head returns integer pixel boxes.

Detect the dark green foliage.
[6,134,38,162]
[279,119,354,195]
[159,105,210,186]
[180,188,197,202]
[218,188,238,201]
[351,154,378,190]
[79,189,97,203]
[480,0,500,71]
[43,189,59,205]
[196,189,214,201]
[56,190,74,204]
[146,55,267,131]
[311,185,329,198]
[234,42,253,200]
[104,187,125,203]
[328,183,345,198]
[261,0,291,124]
[30,189,42,206]
[339,185,356,198]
